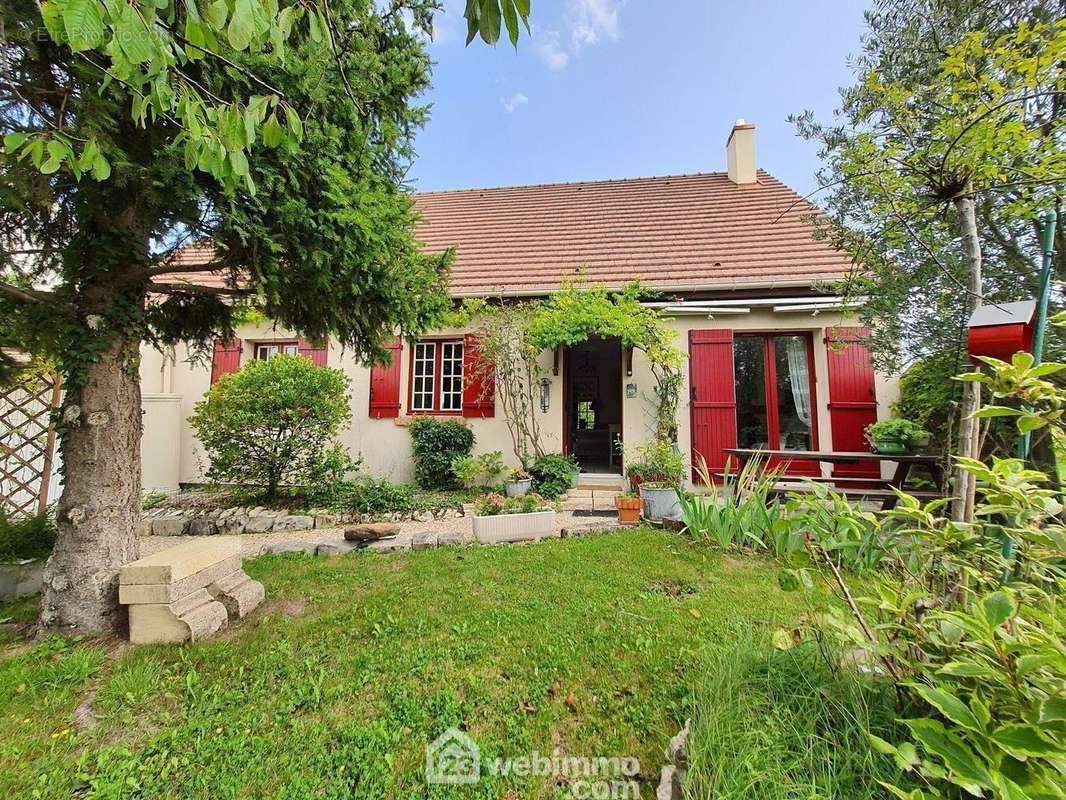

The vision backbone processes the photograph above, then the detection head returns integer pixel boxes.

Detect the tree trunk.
[38,333,142,636]
[952,193,983,523]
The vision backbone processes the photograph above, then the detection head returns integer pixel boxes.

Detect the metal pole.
[1004,209,1057,568]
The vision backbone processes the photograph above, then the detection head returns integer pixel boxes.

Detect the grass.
[0,528,816,799]
[0,511,56,562]
[685,634,908,799]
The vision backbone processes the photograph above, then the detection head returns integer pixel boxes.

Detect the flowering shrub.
[473,493,553,516]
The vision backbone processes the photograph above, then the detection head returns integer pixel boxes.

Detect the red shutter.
[298,339,328,367]
[689,329,737,482]
[210,339,243,384]
[369,338,402,418]
[462,334,495,418]
[826,326,880,478]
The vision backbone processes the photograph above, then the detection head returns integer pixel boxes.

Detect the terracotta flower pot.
[615,495,642,525]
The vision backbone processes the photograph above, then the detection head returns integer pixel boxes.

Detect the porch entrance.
[564,338,623,474]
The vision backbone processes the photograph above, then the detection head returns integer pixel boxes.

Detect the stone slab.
[410,530,438,550]
[316,541,359,557]
[128,591,227,644]
[344,523,400,541]
[207,570,264,619]
[119,554,241,605]
[120,537,240,585]
[273,515,313,531]
[259,541,319,556]
[244,516,275,533]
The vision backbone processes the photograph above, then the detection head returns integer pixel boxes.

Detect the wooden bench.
[120,537,264,644]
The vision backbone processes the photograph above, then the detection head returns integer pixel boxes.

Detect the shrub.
[336,477,416,516]
[451,451,505,489]
[0,512,56,561]
[529,453,578,499]
[189,355,353,500]
[864,418,930,449]
[408,418,475,490]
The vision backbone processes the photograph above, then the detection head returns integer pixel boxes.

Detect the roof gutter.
[450,277,837,299]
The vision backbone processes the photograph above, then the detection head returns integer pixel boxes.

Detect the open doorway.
[564,338,623,474]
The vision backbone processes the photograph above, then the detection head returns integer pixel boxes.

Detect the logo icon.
[426,727,481,785]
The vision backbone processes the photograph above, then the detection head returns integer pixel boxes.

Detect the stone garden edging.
[0,558,44,602]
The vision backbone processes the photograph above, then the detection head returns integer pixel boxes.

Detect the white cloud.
[534,29,571,70]
[533,1,623,70]
[501,92,529,113]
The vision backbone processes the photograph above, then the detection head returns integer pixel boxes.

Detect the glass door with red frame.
[734,333,819,475]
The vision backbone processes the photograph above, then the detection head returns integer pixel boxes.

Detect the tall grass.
[685,635,907,800]
[677,456,783,549]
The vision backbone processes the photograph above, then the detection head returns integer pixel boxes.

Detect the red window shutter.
[688,329,737,482]
[210,339,243,384]
[826,326,880,478]
[298,339,328,367]
[462,334,495,418]
[369,339,402,418]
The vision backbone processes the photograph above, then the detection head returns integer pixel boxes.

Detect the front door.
[564,339,623,473]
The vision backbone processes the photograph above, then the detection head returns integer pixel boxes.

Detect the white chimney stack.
[726,119,756,185]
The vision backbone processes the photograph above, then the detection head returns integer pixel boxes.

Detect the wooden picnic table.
[722,448,947,510]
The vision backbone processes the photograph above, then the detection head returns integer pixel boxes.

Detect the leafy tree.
[189,355,352,500]
[793,2,1065,520]
[0,0,530,633]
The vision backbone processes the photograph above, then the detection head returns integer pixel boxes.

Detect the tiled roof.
[413,170,852,295]
[159,170,852,295]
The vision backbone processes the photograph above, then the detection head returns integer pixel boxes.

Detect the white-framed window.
[256,342,299,361]
[412,341,437,411]
[440,341,464,411]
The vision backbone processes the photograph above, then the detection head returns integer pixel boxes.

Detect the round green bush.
[408,418,475,490]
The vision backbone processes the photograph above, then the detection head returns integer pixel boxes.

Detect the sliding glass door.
[734,333,819,474]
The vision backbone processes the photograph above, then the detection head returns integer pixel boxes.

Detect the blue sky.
[409,0,871,198]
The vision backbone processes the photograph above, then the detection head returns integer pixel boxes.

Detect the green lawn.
[0,529,813,799]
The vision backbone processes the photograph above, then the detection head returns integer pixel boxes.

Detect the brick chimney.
[726,119,756,184]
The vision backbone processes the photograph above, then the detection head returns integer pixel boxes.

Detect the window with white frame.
[256,342,299,361]
[410,339,464,413]
[440,341,464,411]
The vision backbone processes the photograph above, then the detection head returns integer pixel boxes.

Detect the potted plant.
[865,419,931,455]
[626,442,685,520]
[505,468,532,497]
[614,492,642,524]
[471,493,557,544]
[529,453,580,499]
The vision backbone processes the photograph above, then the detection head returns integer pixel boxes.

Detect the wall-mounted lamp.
[539,377,552,413]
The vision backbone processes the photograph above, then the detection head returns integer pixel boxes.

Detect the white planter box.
[0,559,45,601]
[472,511,557,544]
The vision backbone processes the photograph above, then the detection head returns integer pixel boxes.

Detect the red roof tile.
[160,170,852,295]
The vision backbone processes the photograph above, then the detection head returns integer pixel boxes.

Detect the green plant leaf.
[228,0,255,50]
[980,591,1015,628]
[62,0,105,52]
[903,718,993,788]
[3,132,29,153]
[990,724,1060,759]
[262,113,284,147]
[1039,697,1066,724]
[912,684,983,733]
[205,0,228,29]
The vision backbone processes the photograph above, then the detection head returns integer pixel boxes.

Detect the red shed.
[967,300,1036,363]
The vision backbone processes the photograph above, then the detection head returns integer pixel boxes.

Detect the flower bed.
[471,493,557,544]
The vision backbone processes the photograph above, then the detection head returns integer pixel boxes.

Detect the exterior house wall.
[139,308,899,491]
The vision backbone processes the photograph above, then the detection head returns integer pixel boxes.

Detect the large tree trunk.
[38,332,142,636]
[952,193,983,523]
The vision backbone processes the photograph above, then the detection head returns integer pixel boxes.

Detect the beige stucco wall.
[138,309,899,491]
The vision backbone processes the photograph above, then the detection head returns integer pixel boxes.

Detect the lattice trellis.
[0,370,61,517]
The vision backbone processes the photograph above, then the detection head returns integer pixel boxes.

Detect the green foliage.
[463,0,532,47]
[893,351,968,454]
[189,355,352,499]
[679,456,784,550]
[408,418,475,490]
[625,441,685,488]
[865,418,931,449]
[529,453,578,499]
[472,492,552,516]
[774,349,1066,799]
[450,451,505,490]
[687,636,911,800]
[0,512,56,562]
[330,477,416,516]
[140,491,169,511]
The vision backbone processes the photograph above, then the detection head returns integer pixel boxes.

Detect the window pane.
[413,343,436,411]
[283,344,298,356]
[773,336,813,451]
[734,336,769,449]
[440,342,464,411]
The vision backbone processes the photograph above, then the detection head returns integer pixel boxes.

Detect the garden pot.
[870,437,909,455]
[505,478,532,497]
[569,470,580,490]
[615,495,642,525]
[472,511,557,544]
[640,486,681,521]
[910,432,931,451]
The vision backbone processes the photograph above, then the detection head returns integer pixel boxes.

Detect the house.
[139,120,897,491]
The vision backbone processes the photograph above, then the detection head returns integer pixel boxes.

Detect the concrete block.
[411,530,438,550]
[120,537,240,585]
[259,541,318,556]
[118,554,241,605]
[316,541,358,557]
[207,570,264,619]
[128,589,228,644]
